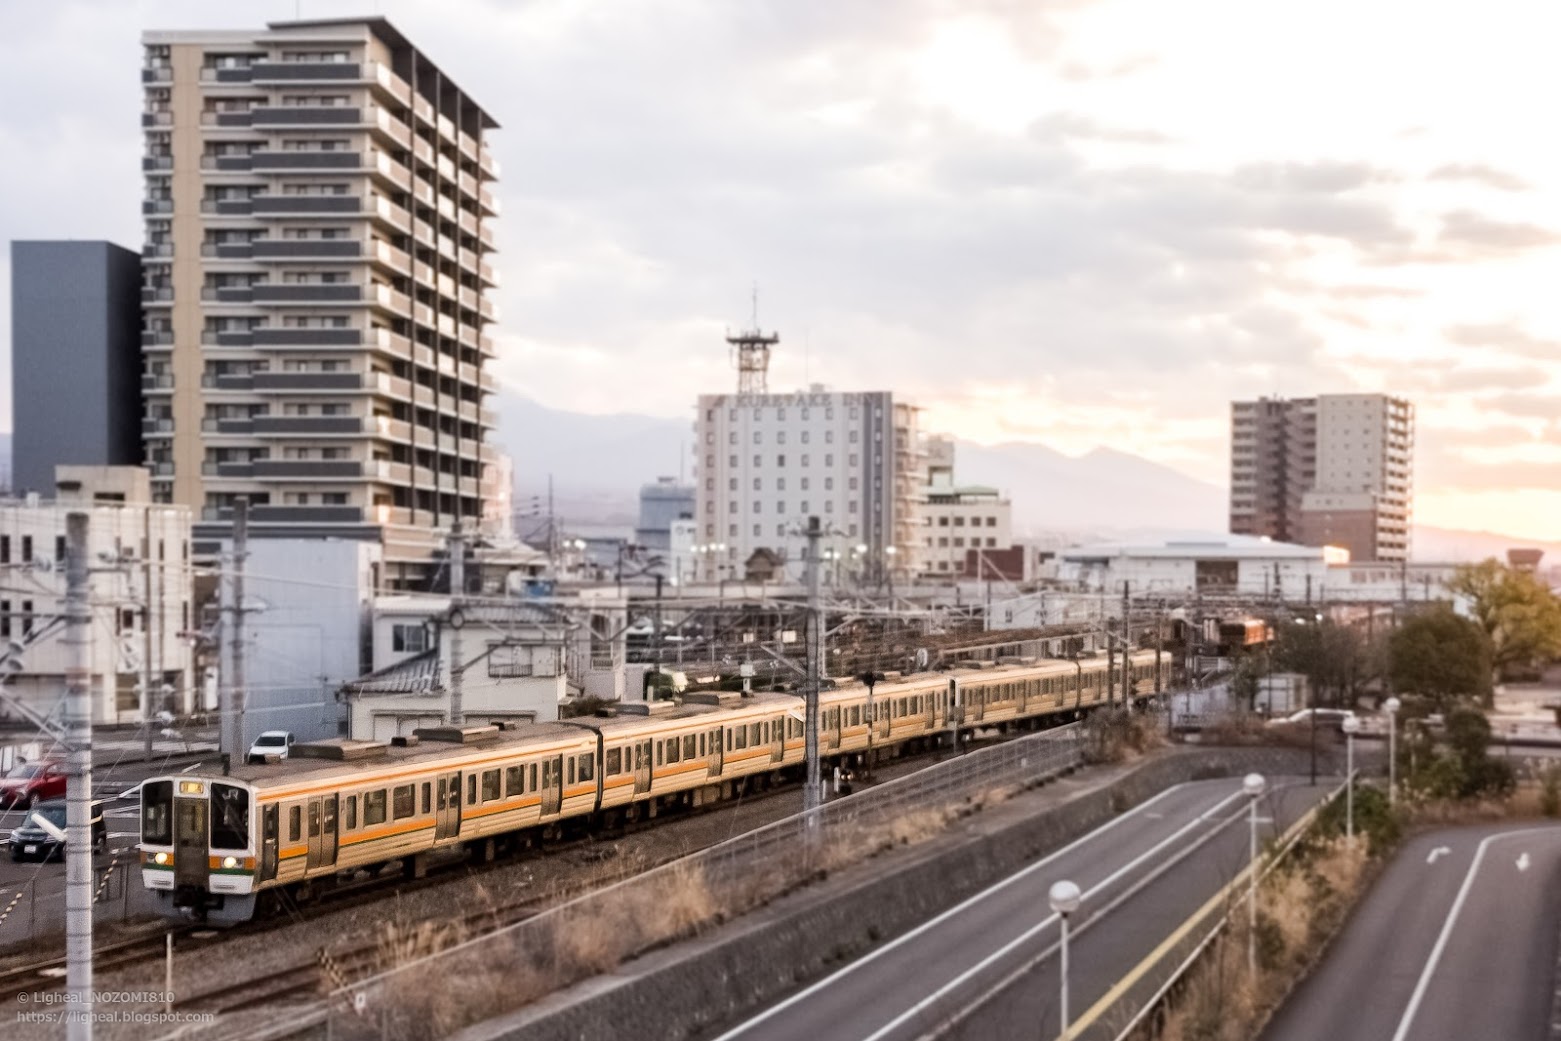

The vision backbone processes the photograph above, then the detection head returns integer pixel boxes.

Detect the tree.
[1388,604,1492,709]
[1271,618,1374,708]
[1447,559,1561,681]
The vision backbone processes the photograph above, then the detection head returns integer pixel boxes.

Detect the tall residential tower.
[140,18,500,587]
[1230,393,1414,561]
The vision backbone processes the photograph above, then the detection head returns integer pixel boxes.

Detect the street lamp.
[1243,773,1266,976]
[1049,879,1082,1033]
[1384,696,1400,806]
[1342,714,1361,841]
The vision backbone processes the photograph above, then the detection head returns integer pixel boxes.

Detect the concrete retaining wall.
[459,747,1346,1041]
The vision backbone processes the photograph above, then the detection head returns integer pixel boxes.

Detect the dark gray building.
[11,241,143,494]
[635,476,694,556]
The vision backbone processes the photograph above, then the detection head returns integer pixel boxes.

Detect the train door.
[435,773,462,840]
[306,795,338,869]
[259,804,279,882]
[708,728,723,776]
[633,740,653,794]
[770,718,784,763]
[173,794,209,892]
[541,756,564,815]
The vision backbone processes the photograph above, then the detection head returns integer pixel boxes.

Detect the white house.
[0,467,194,728]
[1055,535,1347,599]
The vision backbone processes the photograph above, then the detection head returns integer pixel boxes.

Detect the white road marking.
[1427,846,1450,864]
[1392,827,1558,1041]
[1517,852,1531,872]
[709,781,1223,1041]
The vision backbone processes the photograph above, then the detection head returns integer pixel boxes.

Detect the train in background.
[140,650,1169,922]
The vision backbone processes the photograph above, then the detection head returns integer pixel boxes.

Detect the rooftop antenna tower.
[727,283,779,396]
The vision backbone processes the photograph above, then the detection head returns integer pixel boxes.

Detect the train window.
[655,742,664,767]
[422,783,431,814]
[749,722,761,745]
[288,805,302,843]
[567,758,576,785]
[364,791,386,827]
[666,738,680,764]
[481,771,500,802]
[698,734,706,757]
[530,763,538,790]
[345,796,357,830]
[684,735,697,759]
[506,766,523,796]
[579,755,594,782]
[731,727,745,750]
[211,783,248,850]
[606,748,621,774]
[467,775,477,804]
[141,780,173,845]
[393,785,415,819]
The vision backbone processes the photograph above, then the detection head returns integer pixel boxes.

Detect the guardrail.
[327,723,1086,1040]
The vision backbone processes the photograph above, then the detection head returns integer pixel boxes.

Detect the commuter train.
[139,650,1168,922]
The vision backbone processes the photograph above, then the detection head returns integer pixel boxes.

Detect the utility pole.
[1121,581,1130,707]
[222,498,249,769]
[64,511,93,1041]
[447,522,466,726]
[803,515,823,815]
[142,507,155,763]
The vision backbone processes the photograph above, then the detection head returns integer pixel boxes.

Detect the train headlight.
[222,856,238,869]
[153,852,169,865]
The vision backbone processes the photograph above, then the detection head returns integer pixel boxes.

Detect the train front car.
[140,775,259,924]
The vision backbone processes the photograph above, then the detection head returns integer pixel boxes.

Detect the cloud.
[1428,162,1530,192]
[1444,322,1561,359]
[1232,161,1392,195]
[1437,210,1561,254]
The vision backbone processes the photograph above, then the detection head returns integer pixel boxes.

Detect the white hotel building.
[692,387,923,583]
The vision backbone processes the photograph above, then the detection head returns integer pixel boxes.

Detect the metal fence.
[327,722,1086,1040]
[0,854,145,948]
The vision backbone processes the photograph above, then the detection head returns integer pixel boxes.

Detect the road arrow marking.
[1427,846,1451,864]
[1518,852,1531,872]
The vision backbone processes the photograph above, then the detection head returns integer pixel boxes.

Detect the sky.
[3,1,1561,536]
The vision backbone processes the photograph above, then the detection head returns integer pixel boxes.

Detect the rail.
[326,722,1086,1040]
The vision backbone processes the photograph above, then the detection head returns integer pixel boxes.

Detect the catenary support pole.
[448,522,465,726]
[64,511,93,1041]
[803,516,823,815]
[229,497,249,765]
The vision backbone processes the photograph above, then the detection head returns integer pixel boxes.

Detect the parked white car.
[247,731,294,762]
[1267,709,1357,731]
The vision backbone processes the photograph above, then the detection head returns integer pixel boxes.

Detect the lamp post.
[1342,714,1361,841]
[1243,772,1266,976]
[1384,696,1400,806]
[1049,879,1082,1033]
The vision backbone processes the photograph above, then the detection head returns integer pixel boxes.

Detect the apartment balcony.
[204,505,365,525]
[142,155,173,173]
[142,66,172,83]
[142,111,172,127]
[478,187,499,216]
[251,327,363,347]
[478,334,495,356]
[478,223,496,250]
[205,373,255,392]
[142,199,173,216]
[436,153,456,182]
[149,461,175,478]
[141,286,173,304]
[413,301,435,327]
[371,415,412,443]
[366,283,412,313]
[457,210,478,237]
[201,198,257,216]
[251,193,363,217]
[478,368,497,393]
[412,341,436,369]
[202,242,255,260]
[199,154,254,172]
[458,399,479,424]
[252,460,366,480]
[251,149,361,172]
[369,239,411,271]
[199,66,255,84]
[253,371,365,392]
[250,59,364,83]
[204,331,255,348]
[201,111,254,128]
[412,136,434,166]
[252,238,360,260]
[457,130,478,162]
[437,113,455,140]
[412,94,434,125]
[200,417,256,435]
[142,373,173,392]
[202,461,257,478]
[142,330,174,347]
[437,272,457,298]
[457,169,478,199]
[252,283,362,305]
[478,260,499,287]
[252,415,369,437]
[479,147,499,178]
[142,242,173,261]
[251,104,362,127]
[457,285,478,311]
[437,233,456,258]
[436,194,455,222]
[366,371,412,399]
[201,285,255,304]
[478,296,498,322]
[438,314,458,338]
[413,466,441,488]
[412,219,435,249]
[367,327,413,362]
[478,407,498,429]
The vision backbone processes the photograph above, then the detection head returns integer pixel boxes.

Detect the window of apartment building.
[282,50,352,62]
[800,501,809,513]
[728,454,737,467]
[800,478,809,490]
[753,524,761,536]
[728,524,737,537]
[283,226,351,239]
[938,537,949,548]
[0,601,7,638]
[801,408,810,420]
[824,501,833,513]
[391,623,427,653]
[729,432,737,444]
[0,536,8,564]
[54,536,65,563]
[706,524,715,536]
[825,454,833,467]
[20,602,32,636]
[986,537,997,547]
[849,477,858,491]
[849,431,859,443]
[848,524,858,536]
[282,182,351,196]
[752,501,761,514]
[282,271,350,284]
[705,504,714,516]
[282,315,351,328]
[849,455,858,467]
[777,525,786,537]
[728,501,737,514]
[212,96,261,113]
[825,430,834,444]
[987,517,998,527]
[280,137,351,151]
[953,538,965,548]
[753,431,762,444]
[776,432,787,445]
[281,93,351,106]
[777,477,786,491]
[776,408,785,420]
[801,454,809,467]
[776,455,785,467]
[848,501,857,512]
[954,516,965,526]
[800,431,809,444]
[728,408,737,420]
[850,407,859,419]
[322,493,349,505]
[776,501,785,514]
[21,537,32,563]
[726,478,735,490]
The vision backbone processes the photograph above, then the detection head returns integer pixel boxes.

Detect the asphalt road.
[1263,822,1561,1041]
[706,776,1331,1041]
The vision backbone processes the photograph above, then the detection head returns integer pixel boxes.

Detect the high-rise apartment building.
[140,18,500,587]
[693,387,922,583]
[1230,393,1413,561]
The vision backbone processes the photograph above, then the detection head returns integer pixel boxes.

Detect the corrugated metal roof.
[341,649,442,697]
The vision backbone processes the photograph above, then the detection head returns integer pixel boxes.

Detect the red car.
[0,761,66,809]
